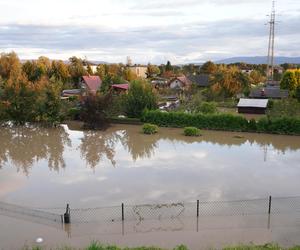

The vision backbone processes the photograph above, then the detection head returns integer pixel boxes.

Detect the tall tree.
[200,61,217,74]
[146,63,160,78]
[165,61,173,72]
[0,52,22,80]
[68,57,87,86]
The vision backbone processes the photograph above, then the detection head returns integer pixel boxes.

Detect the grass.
[22,242,300,250]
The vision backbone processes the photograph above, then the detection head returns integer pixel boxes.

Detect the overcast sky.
[0,0,299,64]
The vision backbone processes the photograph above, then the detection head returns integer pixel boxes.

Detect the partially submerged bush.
[184,127,201,136]
[142,123,158,134]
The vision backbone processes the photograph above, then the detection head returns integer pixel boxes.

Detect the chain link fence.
[1,196,300,226]
[68,196,300,224]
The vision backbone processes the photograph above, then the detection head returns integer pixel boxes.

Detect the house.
[187,74,210,87]
[241,69,254,75]
[111,83,129,93]
[151,77,168,88]
[61,89,82,98]
[249,86,289,99]
[129,65,148,78]
[168,76,191,90]
[81,76,102,95]
[237,98,269,114]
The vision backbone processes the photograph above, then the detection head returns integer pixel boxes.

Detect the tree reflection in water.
[0,125,71,175]
[77,124,300,169]
[79,126,160,168]
[80,130,118,169]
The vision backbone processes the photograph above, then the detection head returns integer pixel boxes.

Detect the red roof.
[82,76,102,93]
[112,84,129,90]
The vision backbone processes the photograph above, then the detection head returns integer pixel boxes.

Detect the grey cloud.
[0,15,299,63]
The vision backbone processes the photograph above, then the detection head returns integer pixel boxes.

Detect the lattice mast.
[266,1,276,84]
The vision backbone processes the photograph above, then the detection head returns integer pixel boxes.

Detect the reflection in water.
[0,125,71,175]
[80,130,118,169]
[1,123,300,173]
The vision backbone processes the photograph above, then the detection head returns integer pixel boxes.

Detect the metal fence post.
[197,200,199,217]
[268,196,272,214]
[64,204,71,224]
[122,203,124,221]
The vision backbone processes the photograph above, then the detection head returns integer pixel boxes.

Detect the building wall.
[130,66,147,78]
[238,107,266,114]
[170,80,183,89]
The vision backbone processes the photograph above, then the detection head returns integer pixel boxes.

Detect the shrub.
[198,101,217,114]
[142,110,300,135]
[123,80,157,118]
[142,123,158,134]
[68,107,81,120]
[184,127,201,136]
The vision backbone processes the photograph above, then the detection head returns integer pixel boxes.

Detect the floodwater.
[1,123,300,249]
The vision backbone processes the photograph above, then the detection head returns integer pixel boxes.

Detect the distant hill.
[215,56,300,65]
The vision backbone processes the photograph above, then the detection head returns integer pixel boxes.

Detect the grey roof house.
[187,74,210,87]
[249,86,289,99]
[237,98,269,114]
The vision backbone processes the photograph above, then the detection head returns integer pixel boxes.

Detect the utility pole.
[266,1,276,85]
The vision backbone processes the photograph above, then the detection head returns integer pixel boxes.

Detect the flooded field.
[1,123,300,249]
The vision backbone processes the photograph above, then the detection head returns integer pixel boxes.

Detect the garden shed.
[237,98,269,114]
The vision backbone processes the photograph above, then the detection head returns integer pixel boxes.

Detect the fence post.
[197,200,199,217]
[122,203,124,221]
[64,204,71,224]
[268,196,272,214]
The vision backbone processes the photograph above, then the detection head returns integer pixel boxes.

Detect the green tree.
[0,75,38,125]
[80,92,113,129]
[165,61,173,72]
[68,57,87,86]
[295,86,300,102]
[280,71,298,91]
[37,78,63,125]
[123,80,157,118]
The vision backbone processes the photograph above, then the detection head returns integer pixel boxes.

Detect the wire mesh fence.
[68,196,300,224]
[2,196,300,226]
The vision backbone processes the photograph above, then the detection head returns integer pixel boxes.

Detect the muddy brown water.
[1,123,300,249]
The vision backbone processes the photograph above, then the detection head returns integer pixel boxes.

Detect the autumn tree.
[96,64,106,79]
[123,67,138,81]
[146,63,160,78]
[200,61,217,74]
[249,70,266,85]
[210,65,250,97]
[50,60,70,84]
[0,52,22,80]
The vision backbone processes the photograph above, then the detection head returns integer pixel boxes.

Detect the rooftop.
[237,98,269,108]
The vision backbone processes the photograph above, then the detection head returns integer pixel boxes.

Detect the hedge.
[141,110,300,135]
